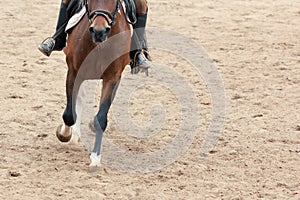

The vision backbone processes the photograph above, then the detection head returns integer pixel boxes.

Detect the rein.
[84,0,120,26]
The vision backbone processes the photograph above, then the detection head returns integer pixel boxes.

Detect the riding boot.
[130,12,151,75]
[38,2,69,56]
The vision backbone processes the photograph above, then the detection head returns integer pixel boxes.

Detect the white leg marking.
[90,152,101,167]
[69,127,81,144]
[60,124,72,137]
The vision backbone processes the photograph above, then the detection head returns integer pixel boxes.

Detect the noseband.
[84,0,120,26]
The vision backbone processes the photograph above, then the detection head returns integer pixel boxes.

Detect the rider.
[38,0,150,71]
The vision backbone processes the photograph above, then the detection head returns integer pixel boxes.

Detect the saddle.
[65,0,137,33]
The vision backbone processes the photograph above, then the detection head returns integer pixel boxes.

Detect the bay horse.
[55,0,132,166]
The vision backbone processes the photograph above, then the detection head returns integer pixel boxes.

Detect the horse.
[55,0,132,166]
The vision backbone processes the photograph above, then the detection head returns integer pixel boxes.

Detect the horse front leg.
[56,68,78,143]
[90,77,120,166]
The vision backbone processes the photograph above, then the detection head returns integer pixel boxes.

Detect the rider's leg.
[131,0,151,71]
[38,0,71,56]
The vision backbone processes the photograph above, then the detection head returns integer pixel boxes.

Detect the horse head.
[86,0,119,43]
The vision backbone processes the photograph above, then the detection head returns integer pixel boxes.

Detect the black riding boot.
[130,13,151,75]
[38,2,69,56]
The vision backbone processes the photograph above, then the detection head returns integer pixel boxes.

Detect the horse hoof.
[69,133,81,144]
[56,125,72,143]
[89,162,101,167]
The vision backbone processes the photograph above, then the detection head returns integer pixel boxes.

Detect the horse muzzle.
[89,26,111,43]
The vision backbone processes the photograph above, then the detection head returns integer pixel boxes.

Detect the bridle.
[84,0,120,26]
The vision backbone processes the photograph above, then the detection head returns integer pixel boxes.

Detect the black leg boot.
[38,2,69,57]
[130,13,151,75]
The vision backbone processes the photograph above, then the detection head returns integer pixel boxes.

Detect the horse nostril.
[105,27,111,34]
[89,26,95,34]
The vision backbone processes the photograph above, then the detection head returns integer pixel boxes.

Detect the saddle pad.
[66,6,86,32]
[65,0,133,33]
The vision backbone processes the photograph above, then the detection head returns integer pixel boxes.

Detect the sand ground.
[0,0,300,199]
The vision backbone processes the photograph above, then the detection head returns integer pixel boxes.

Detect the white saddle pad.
[66,6,87,32]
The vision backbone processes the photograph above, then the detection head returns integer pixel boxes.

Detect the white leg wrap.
[90,152,101,167]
